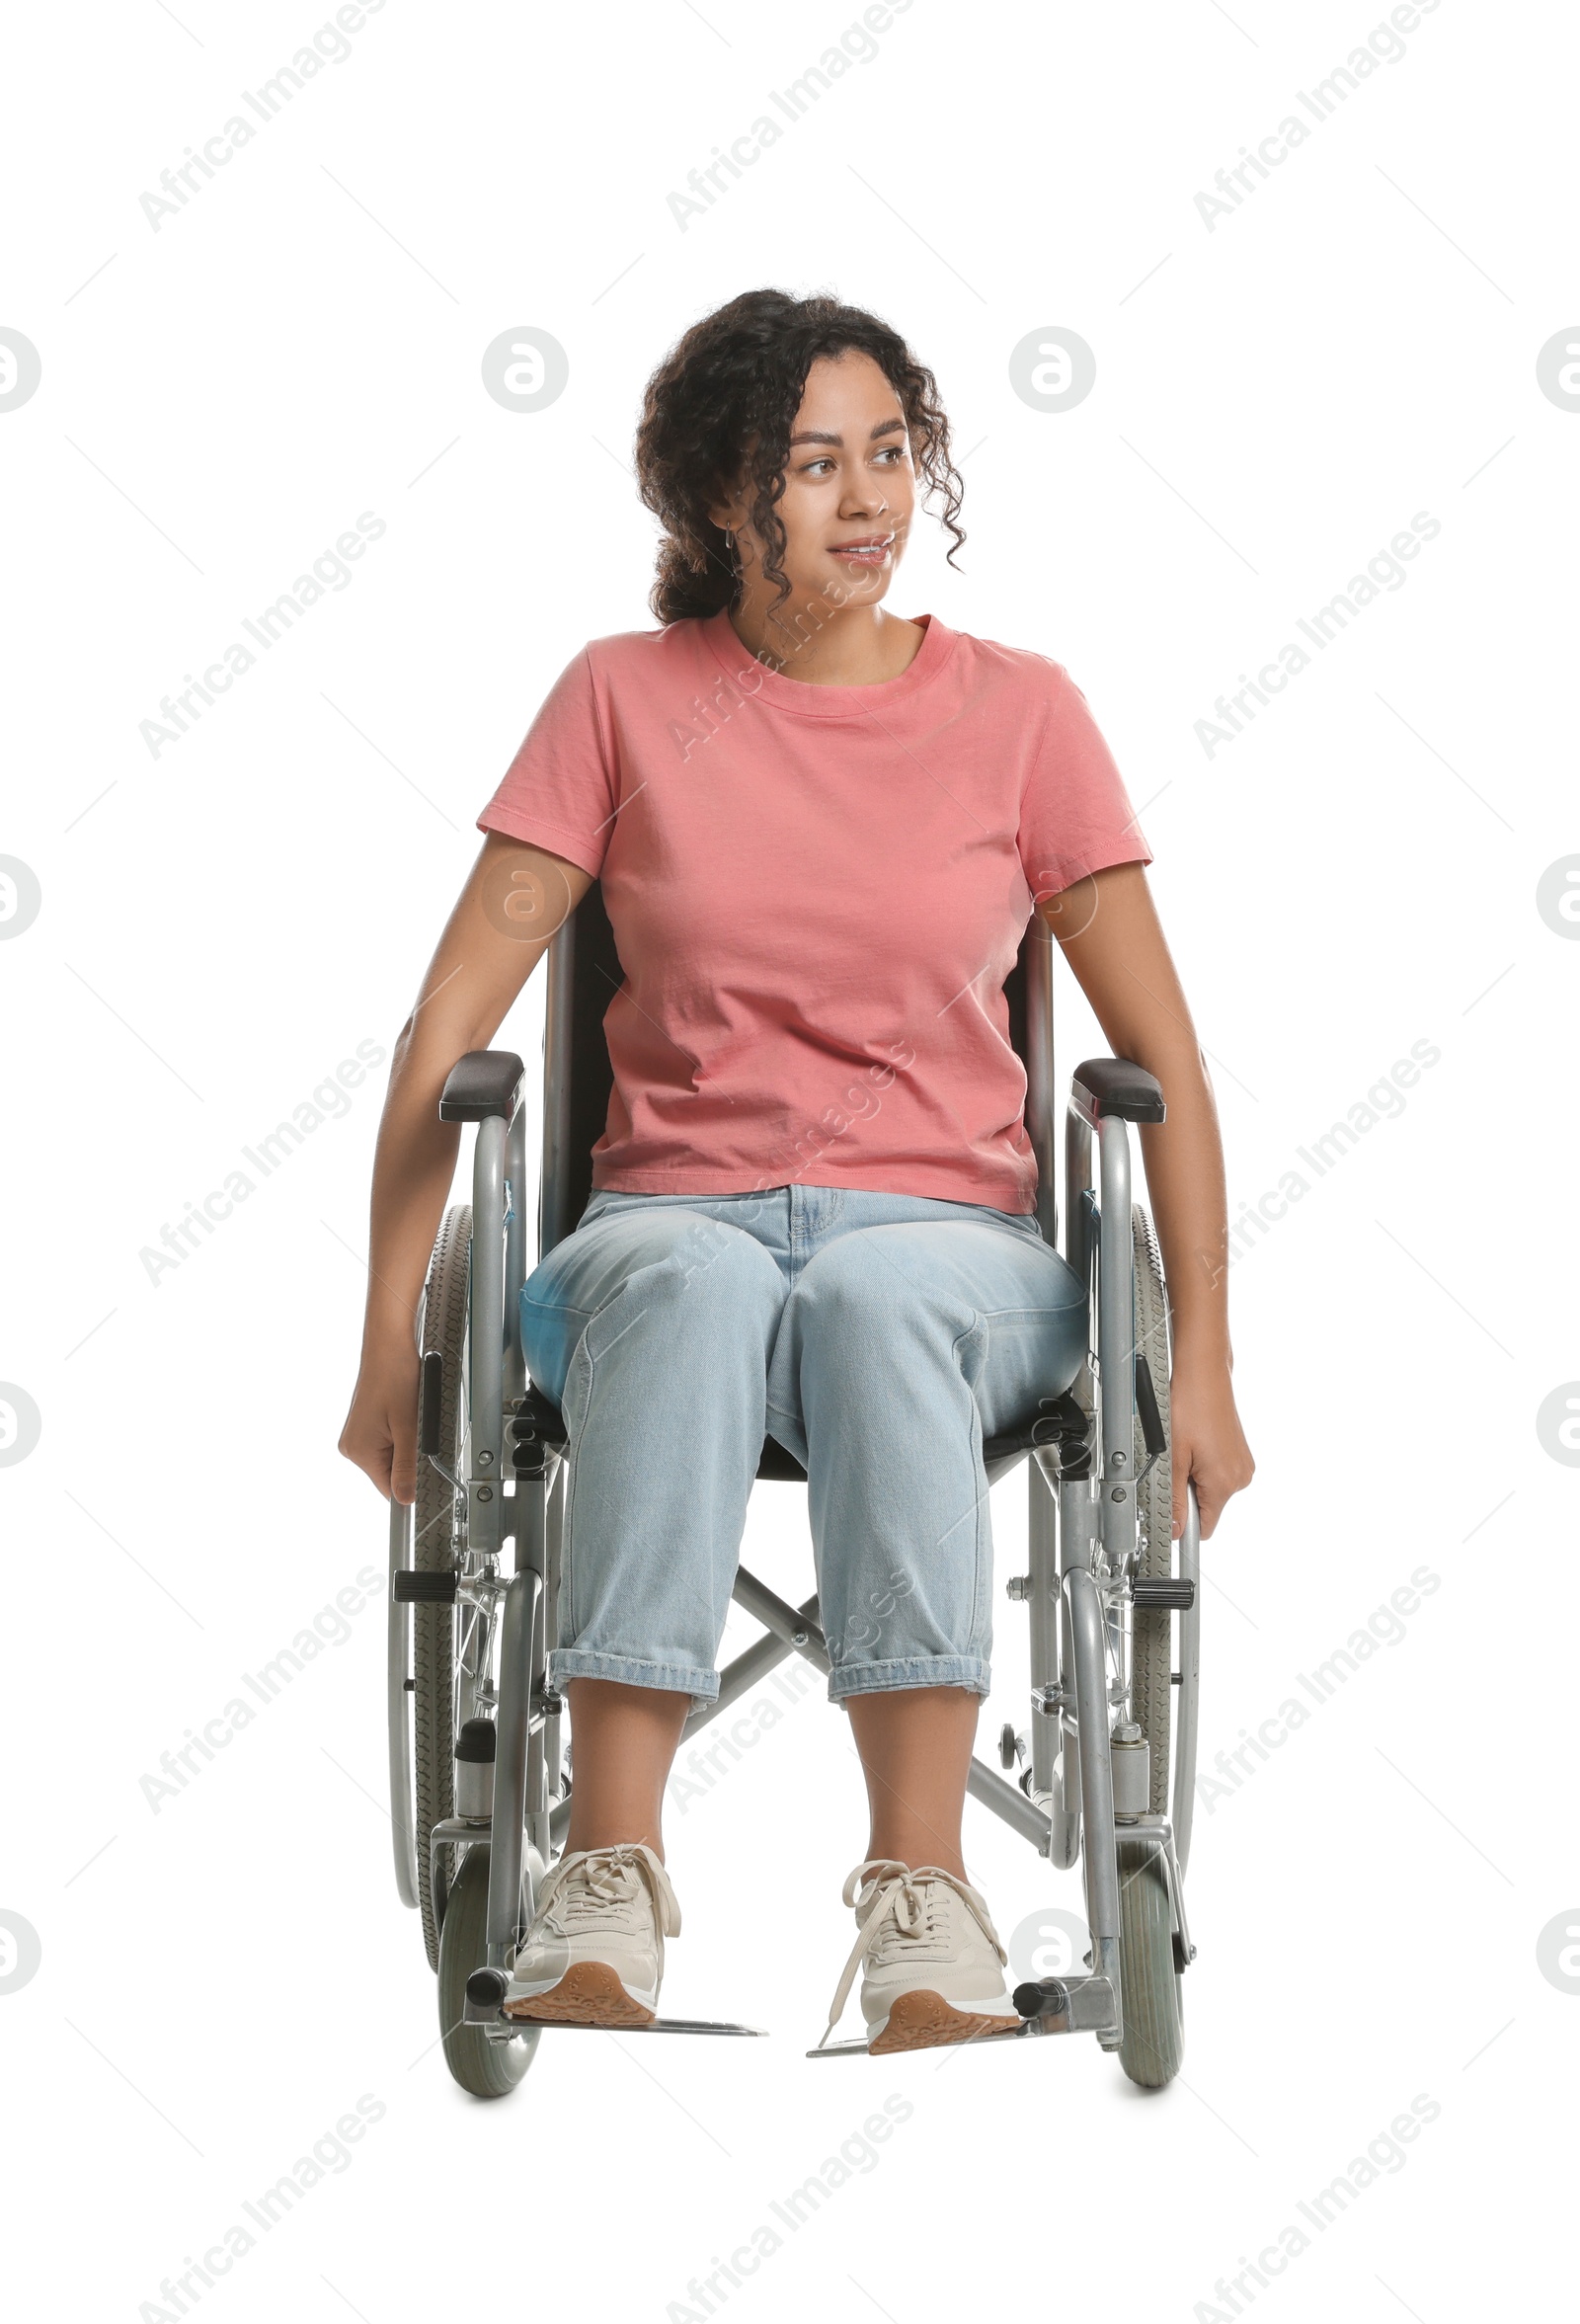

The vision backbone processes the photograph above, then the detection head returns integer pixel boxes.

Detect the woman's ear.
[706,463,750,536]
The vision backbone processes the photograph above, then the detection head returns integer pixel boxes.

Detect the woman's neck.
[726,598,924,686]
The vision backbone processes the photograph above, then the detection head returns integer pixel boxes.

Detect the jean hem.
[548,1647,719,1702]
[827,1654,990,1703]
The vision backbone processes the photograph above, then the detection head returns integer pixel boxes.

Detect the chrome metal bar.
[504,1095,527,1403]
[1095,1115,1136,1576]
[966,1753,1053,1850]
[1023,921,1059,1252]
[468,1114,508,1558]
[682,1594,822,1736]
[1172,1480,1201,1877]
[485,1561,540,1968]
[543,1464,565,1803]
[730,1567,830,1672]
[1066,1561,1124,2051]
[1028,1450,1062,1808]
[1054,1472,1099,1872]
[539,917,578,1259]
[525,1553,550,1873]
[387,1492,418,1908]
[1064,1108,1093,1307]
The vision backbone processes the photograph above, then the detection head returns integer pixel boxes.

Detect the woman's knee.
[787,1229,978,1353]
[524,1217,782,1399]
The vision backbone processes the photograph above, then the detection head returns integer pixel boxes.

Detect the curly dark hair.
[633,287,966,628]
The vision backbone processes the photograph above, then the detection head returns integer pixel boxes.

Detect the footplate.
[507,2014,768,2037]
[806,1973,1118,2056]
[462,1964,766,2036]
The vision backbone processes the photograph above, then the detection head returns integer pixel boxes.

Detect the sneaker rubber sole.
[502,1961,658,2027]
[867,1989,1022,2053]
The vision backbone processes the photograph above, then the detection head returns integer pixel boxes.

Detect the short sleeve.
[476,646,617,880]
[1016,665,1153,903]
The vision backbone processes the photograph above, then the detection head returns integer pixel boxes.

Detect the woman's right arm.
[338,832,595,1504]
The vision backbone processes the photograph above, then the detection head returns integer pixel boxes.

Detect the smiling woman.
[340,285,1254,2053]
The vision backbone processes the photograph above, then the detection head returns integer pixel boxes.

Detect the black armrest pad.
[439,1049,525,1123]
[1069,1056,1165,1126]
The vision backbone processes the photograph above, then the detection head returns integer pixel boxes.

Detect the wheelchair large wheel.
[1116,1830,1184,2088]
[436,1846,538,2099]
[1130,1204,1173,1813]
[413,1202,471,1971]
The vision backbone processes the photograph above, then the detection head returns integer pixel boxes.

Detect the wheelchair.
[384,881,1203,2098]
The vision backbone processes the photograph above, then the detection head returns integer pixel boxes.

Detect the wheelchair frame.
[385,894,1202,2086]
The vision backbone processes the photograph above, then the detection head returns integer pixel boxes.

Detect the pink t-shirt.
[476,607,1151,1213]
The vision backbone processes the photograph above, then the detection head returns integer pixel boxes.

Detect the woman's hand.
[339,1338,422,1506]
[1167,1354,1254,1539]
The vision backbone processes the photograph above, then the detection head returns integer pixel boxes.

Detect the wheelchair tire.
[436,1846,537,2099]
[1116,1830,1184,2089]
[413,1201,471,1973]
[1130,1204,1174,1815]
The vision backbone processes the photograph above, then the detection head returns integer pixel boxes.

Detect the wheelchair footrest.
[807,1975,1119,2056]
[807,2019,1053,2058]
[477,2008,768,2038]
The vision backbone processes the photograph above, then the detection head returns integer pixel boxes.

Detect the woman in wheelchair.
[340,289,1253,2056]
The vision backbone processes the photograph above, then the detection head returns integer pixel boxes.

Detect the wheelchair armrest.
[438,1049,525,1124]
[1068,1056,1165,1128]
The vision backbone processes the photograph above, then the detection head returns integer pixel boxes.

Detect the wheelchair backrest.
[536,884,1057,1261]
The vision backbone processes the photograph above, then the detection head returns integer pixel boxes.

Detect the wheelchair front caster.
[437,1848,538,2099]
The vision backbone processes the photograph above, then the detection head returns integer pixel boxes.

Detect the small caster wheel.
[998,1722,1017,1770]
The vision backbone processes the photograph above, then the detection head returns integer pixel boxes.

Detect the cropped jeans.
[518,1182,1088,1711]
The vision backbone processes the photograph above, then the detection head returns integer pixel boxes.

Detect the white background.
[1,2,1573,2319]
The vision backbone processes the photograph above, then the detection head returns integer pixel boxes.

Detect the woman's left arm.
[1038,861,1254,1541]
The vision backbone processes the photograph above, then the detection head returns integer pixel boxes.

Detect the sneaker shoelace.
[815,1858,1009,2049]
[531,1843,668,1941]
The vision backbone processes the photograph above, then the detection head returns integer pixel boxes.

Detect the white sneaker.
[502,1842,681,2026]
[817,1858,1023,2053]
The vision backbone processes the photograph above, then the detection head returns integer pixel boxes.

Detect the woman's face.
[710,350,916,621]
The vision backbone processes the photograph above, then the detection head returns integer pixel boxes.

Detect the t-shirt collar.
[699,603,955,716]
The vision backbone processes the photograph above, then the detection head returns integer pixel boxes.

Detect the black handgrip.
[1013,1976,1070,2021]
[1132,1576,1196,1610]
[394,1568,458,1604]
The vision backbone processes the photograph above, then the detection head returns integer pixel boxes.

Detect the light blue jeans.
[518,1183,1087,1710]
